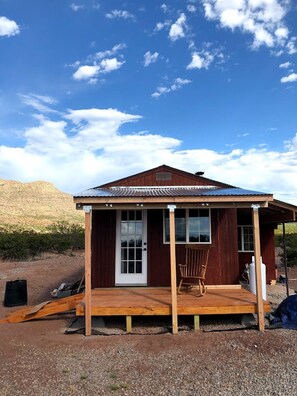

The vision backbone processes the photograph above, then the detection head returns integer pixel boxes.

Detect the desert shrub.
[0,222,85,260]
[0,231,30,260]
[276,233,297,267]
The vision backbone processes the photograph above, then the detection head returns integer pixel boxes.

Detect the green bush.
[0,222,85,260]
[276,233,297,267]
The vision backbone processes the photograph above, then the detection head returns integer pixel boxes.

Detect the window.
[164,209,211,244]
[238,225,254,252]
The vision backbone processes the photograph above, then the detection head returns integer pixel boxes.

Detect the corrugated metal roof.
[73,186,269,198]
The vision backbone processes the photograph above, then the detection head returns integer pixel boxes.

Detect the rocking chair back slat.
[178,245,210,296]
[185,246,209,279]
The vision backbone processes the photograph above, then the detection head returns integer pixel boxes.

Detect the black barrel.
[4,280,28,307]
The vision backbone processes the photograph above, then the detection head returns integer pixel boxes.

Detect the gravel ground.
[0,253,297,396]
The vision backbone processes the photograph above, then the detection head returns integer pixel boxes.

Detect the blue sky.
[0,0,297,204]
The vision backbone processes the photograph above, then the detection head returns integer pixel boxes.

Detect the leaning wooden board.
[0,293,83,323]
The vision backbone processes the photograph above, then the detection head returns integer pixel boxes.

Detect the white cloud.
[1,104,297,204]
[70,3,85,12]
[187,4,197,13]
[187,52,214,69]
[154,20,171,32]
[94,43,126,60]
[287,37,297,54]
[169,13,187,41]
[73,58,125,82]
[280,73,297,83]
[72,44,126,83]
[100,58,124,73]
[202,0,292,51]
[106,10,135,20]
[0,16,20,37]
[161,4,169,13]
[275,26,288,39]
[18,93,58,114]
[152,77,191,98]
[73,65,99,81]
[279,61,292,69]
[144,51,159,67]
[187,45,224,70]
[237,132,250,137]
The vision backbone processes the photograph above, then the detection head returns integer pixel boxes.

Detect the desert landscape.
[0,251,297,396]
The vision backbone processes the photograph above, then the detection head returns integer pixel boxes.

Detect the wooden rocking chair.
[177,245,210,296]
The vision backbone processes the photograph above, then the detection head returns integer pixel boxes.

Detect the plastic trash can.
[4,280,28,307]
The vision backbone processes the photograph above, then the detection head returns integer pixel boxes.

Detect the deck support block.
[194,315,200,331]
[126,315,132,333]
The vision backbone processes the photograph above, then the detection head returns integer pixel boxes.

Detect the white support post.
[252,204,265,332]
[83,205,92,336]
[167,204,178,335]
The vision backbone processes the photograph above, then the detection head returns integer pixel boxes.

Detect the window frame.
[163,208,212,244]
[238,225,254,252]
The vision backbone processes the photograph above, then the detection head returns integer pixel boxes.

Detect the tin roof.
[73,185,269,198]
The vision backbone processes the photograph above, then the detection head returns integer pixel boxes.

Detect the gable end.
[99,165,234,189]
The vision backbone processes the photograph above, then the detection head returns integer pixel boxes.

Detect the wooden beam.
[0,294,83,323]
[84,206,92,336]
[252,204,265,332]
[194,315,200,331]
[282,223,290,298]
[74,195,272,205]
[75,288,271,317]
[168,205,178,335]
[79,202,270,211]
[126,315,132,333]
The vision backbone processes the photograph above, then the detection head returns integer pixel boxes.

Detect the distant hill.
[0,179,84,231]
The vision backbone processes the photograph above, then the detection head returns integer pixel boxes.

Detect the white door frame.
[115,209,147,286]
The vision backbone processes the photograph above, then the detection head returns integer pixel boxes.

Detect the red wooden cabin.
[73,165,297,334]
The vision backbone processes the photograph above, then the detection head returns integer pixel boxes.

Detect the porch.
[76,286,271,332]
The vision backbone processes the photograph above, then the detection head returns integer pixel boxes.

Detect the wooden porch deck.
[76,286,271,317]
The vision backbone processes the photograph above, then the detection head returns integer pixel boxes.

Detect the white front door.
[115,210,147,285]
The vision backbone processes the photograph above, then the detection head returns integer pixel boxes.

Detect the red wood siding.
[101,165,231,188]
[147,209,170,286]
[148,208,240,287]
[237,210,276,283]
[91,210,116,288]
[207,208,239,284]
[91,208,274,288]
[238,225,276,283]
[260,225,276,282]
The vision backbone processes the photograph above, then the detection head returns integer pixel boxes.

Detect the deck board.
[76,287,271,317]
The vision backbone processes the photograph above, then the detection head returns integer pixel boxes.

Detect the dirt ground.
[0,252,297,396]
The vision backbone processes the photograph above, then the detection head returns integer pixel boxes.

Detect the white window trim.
[163,208,212,244]
[238,225,254,252]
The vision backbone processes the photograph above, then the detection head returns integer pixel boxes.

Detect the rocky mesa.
[0,178,84,230]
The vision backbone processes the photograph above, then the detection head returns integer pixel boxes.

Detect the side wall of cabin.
[237,211,276,283]
[238,224,276,284]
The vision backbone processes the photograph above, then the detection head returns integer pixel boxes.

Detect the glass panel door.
[116,210,147,285]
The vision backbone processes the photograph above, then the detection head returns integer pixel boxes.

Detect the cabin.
[73,165,297,335]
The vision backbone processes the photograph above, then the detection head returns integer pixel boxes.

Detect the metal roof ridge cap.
[108,185,220,190]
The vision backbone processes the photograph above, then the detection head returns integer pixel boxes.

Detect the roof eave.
[74,194,272,208]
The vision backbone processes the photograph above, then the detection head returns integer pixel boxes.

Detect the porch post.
[84,205,92,336]
[252,204,265,332]
[282,223,290,297]
[167,205,178,335]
